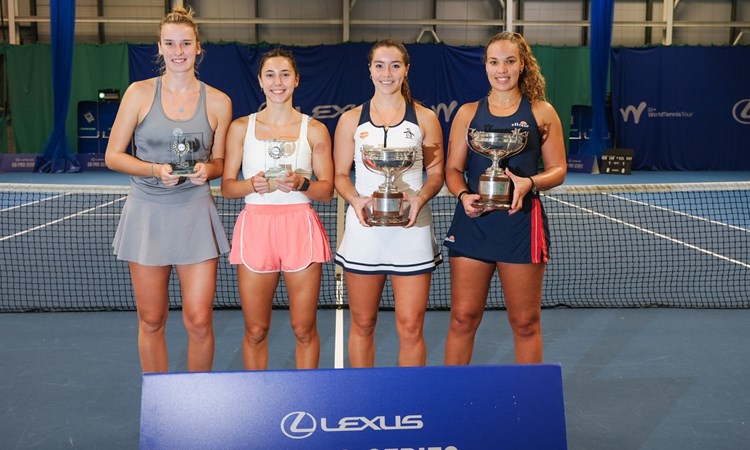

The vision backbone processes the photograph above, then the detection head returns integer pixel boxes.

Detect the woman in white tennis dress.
[334,39,444,367]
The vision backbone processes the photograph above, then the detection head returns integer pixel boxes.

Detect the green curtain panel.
[6,44,53,154]
[5,43,129,154]
[533,45,592,152]
[68,43,130,152]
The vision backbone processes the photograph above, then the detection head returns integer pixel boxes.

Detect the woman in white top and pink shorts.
[222,48,334,370]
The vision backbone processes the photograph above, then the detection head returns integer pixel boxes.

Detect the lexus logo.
[732,99,750,124]
[280,411,316,439]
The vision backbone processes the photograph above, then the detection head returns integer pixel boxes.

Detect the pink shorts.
[229,203,332,273]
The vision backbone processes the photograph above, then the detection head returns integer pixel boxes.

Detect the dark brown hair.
[257,48,299,78]
[368,39,414,105]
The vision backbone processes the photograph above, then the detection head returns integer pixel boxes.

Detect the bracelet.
[150,162,156,178]
[457,190,470,201]
[528,176,539,195]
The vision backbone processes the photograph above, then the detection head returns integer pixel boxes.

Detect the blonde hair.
[485,32,547,103]
[156,7,203,75]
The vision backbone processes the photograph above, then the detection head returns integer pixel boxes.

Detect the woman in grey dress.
[105,7,232,373]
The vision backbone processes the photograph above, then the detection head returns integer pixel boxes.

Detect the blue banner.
[128,43,490,147]
[611,46,750,170]
[141,365,567,449]
[587,0,614,158]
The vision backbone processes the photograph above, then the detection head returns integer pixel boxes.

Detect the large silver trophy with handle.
[466,128,529,210]
[263,139,298,178]
[361,144,418,226]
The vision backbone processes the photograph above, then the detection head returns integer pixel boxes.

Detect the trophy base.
[366,215,410,227]
[473,172,511,210]
[471,198,511,210]
[170,162,196,175]
[368,191,408,227]
[266,164,293,179]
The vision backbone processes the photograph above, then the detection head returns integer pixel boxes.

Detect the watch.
[299,177,311,192]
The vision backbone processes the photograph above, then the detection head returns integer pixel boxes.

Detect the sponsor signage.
[140,365,567,449]
[0,154,38,172]
[76,153,110,171]
[566,154,600,174]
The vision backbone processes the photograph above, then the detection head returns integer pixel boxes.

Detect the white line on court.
[545,193,750,269]
[334,275,345,369]
[0,192,67,213]
[607,193,750,233]
[0,195,127,242]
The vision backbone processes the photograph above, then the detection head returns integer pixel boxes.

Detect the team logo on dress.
[445,235,455,243]
[403,127,415,139]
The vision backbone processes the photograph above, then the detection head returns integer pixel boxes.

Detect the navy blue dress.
[443,96,550,264]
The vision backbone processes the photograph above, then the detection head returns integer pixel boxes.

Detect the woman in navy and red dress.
[443,32,567,365]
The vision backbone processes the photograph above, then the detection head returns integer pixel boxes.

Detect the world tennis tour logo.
[733,99,750,125]
[620,101,695,124]
[619,101,647,124]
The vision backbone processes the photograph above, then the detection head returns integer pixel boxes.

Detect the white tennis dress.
[334,101,442,275]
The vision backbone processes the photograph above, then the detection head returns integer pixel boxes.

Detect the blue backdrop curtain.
[34,0,79,173]
[584,0,614,157]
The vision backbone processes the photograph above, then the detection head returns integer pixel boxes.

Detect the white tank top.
[242,113,313,205]
[353,101,424,197]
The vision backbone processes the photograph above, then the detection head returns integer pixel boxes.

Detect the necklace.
[164,79,197,115]
[371,100,403,131]
[489,94,522,109]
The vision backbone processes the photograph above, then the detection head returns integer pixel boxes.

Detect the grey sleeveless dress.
[112,77,230,266]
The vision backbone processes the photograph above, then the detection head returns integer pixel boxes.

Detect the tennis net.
[1,181,748,311]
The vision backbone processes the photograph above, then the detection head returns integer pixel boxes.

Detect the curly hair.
[156,7,203,75]
[368,39,414,106]
[485,32,547,103]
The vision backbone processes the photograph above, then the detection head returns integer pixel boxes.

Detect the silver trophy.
[264,139,297,178]
[361,144,418,226]
[466,128,529,210]
[170,128,205,175]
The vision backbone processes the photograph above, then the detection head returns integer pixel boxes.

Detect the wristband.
[457,190,470,201]
[528,176,539,195]
[299,177,311,192]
